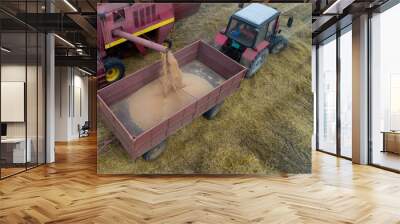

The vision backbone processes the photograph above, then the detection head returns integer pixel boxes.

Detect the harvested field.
[97,3,312,174]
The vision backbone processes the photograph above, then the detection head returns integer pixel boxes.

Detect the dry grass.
[97,3,312,174]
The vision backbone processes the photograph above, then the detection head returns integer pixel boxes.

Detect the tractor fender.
[242,40,269,64]
[241,48,258,67]
[214,33,228,48]
[255,40,269,52]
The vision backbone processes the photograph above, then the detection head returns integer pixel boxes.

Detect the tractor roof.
[233,3,278,26]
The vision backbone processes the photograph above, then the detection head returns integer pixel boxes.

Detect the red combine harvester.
[97,3,200,88]
[214,3,293,78]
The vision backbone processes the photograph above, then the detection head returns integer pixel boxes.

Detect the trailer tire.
[142,141,167,161]
[245,49,268,79]
[104,57,125,83]
[203,101,224,120]
[270,35,288,54]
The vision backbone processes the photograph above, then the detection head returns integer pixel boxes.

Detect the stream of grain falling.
[126,51,214,131]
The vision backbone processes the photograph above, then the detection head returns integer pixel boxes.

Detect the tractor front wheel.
[203,101,224,120]
[270,35,288,54]
[245,49,268,79]
[104,57,125,84]
[142,141,167,161]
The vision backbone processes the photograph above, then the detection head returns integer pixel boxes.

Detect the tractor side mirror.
[287,16,294,28]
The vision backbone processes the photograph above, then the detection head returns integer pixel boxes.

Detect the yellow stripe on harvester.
[105,17,175,49]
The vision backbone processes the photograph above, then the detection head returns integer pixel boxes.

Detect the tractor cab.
[214,3,291,78]
[226,4,279,50]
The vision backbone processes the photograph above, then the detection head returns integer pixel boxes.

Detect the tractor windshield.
[226,18,258,48]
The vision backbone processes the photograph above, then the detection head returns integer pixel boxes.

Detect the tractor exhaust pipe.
[112,29,169,53]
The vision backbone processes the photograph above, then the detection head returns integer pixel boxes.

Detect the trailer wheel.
[104,57,125,83]
[142,141,167,161]
[203,101,224,120]
[270,35,288,54]
[245,49,268,79]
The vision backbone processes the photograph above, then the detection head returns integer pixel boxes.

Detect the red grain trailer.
[98,40,247,160]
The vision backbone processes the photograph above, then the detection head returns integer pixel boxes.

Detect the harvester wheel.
[142,141,167,161]
[203,101,224,120]
[245,48,268,79]
[104,57,125,83]
[270,35,288,54]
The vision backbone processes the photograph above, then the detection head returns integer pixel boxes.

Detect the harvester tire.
[203,101,224,120]
[142,141,167,161]
[104,57,125,83]
[270,35,288,54]
[245,48,268,79]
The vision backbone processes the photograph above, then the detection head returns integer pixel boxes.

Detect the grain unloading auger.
[113,29,169,53]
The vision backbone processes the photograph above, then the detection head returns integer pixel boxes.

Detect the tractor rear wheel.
[203,101,224,120]
[245,48,268,79]
[142,141,167,161]
[104,57,125,84]
[270,35,288,54]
